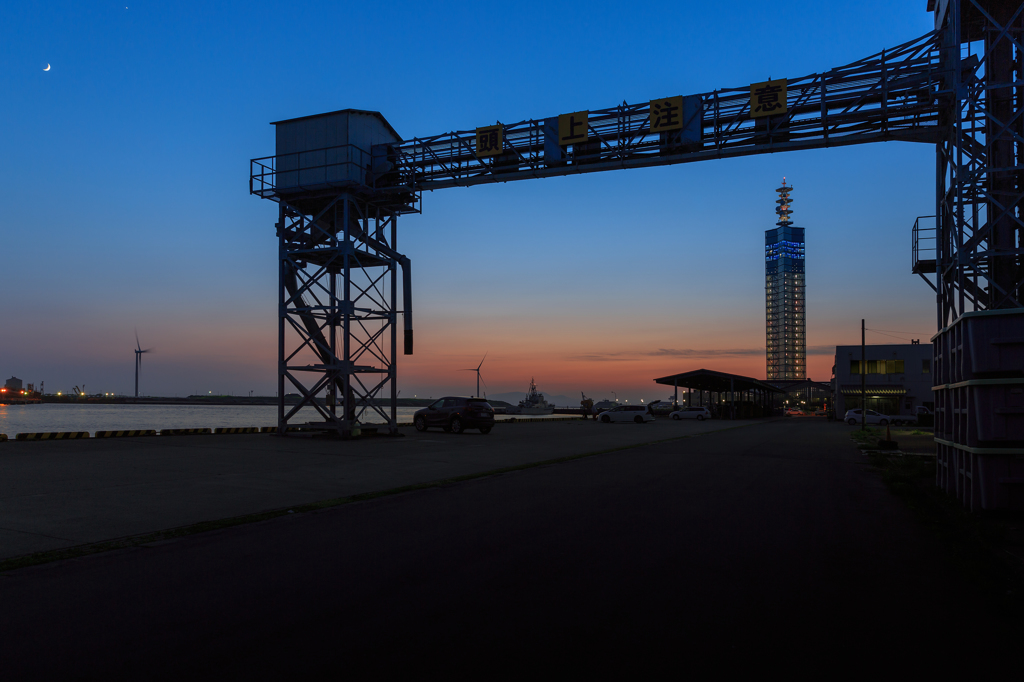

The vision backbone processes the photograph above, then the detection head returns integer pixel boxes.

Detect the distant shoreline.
[34,396,514,408]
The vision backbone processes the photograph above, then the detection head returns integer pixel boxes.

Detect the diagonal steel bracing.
[391,31,945,191]
[273,195,408,437]
[936,0,1024,325]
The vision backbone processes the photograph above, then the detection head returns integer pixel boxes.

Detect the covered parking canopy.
[654,369,784,419]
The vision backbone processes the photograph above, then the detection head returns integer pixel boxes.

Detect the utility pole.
[861,319,866,431]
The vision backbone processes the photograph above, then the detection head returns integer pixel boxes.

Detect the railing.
[250,144,420,212]
[912,215,937,275]
[250,31,946,200]
[392,31,946,190]
[250,144,373,196]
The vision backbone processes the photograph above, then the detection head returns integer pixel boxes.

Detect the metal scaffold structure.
[392,33,944,187]
[924,0,1024,511]
[252,110,419,437]
[251,1,1022,506]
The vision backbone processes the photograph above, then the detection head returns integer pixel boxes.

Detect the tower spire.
[765,178,806,381]
[775,178,793,226]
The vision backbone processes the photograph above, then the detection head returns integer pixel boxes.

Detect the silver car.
[669,407,711,421]
[599,405,655,424]
[844,409,895,426]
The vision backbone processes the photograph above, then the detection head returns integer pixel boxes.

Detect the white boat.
[506,378,555,415]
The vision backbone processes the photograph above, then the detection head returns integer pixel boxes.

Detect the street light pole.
[861,319,866,431]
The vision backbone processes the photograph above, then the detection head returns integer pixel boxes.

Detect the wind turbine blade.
[477,352,487,370]
[136,330,142,352]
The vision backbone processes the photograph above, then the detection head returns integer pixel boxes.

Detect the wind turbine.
[459,353,487,397]
[134,331,154,398]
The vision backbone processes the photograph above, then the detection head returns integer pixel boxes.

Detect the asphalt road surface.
[0,421,1014,676]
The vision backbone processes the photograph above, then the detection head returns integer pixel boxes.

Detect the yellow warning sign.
[650,96,684,132]
[558,111,589,146]
[475,125,503,157]
[750,79,787,118]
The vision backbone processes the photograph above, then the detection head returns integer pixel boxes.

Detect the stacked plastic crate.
[934,309,1024,510]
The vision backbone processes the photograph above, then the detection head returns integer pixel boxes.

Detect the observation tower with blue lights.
[765,179,805,381]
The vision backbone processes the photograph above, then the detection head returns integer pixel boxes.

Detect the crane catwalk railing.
[394,32,947,191]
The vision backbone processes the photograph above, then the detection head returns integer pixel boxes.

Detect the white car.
[844,409,897,426]
[599,405,654,424]
[669,407,711,421]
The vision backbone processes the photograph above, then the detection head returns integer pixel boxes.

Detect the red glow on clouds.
[400,317,842,401]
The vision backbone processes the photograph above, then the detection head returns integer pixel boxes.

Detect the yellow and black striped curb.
[159,428,212,436]
[0,434,8,442]
[16,432,91,441]
[94,430,158,438]
[214,427,260,434]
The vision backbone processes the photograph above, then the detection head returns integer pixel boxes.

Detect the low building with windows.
[833,343,933,417]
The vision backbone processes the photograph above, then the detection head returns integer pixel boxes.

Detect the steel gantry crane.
[251,0,1022,509]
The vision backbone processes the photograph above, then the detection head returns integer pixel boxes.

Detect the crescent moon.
[43,64,50,71]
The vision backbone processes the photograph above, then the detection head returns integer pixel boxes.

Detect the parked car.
[599,405,655,424]
[843,409,898,426]
[902,406,932,424]
[414,397,495,434]
[647,400,678,416]
[785,408,805,416]
[878,407,929,426]
[669,407,711,421]
[813,408,826,416]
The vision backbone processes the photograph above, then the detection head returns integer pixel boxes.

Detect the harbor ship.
[506,378,555,415]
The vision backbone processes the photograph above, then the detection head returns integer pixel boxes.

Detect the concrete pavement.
[0,417,762,560]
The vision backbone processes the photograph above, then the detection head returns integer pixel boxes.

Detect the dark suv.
[414,397,495,434]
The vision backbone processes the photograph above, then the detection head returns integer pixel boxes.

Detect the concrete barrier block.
[94,430,158,438]
[16,432,90,441]
[159,428,213,436]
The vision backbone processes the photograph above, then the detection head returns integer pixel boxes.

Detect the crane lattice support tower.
[252,0,1024,507]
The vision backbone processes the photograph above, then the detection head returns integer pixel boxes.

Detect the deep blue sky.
[1,1,939,400]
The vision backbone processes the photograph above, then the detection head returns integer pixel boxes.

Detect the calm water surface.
[0,404,568,436]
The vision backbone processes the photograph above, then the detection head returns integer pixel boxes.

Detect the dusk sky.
[2,1,939,403]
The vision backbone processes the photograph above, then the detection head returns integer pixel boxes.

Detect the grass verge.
[865,450,1024,617]
[0,420,772,574]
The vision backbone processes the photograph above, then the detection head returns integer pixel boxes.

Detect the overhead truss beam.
[394,32,947,191]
